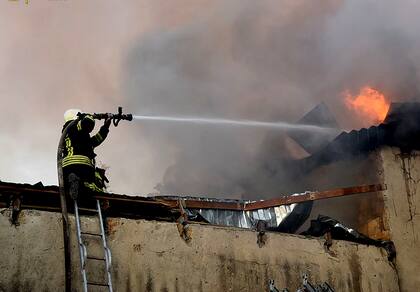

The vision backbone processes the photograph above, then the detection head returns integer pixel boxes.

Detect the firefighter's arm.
[91,117,111,147]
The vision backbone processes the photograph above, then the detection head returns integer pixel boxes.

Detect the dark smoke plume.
[122,0,420,198]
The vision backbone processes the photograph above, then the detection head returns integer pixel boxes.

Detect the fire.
[344,86,390,124]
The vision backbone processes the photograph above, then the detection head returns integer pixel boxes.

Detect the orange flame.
[344,86,390,125]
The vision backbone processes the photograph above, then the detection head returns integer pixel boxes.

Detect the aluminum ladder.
[74,199,113,292]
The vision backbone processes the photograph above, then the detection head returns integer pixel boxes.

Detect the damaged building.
[1,102,420,291]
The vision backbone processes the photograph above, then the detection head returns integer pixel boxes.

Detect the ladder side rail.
[96,199,113,292]
[74,200,89,292]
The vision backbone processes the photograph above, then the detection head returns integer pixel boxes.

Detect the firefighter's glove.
[104,117,112,129]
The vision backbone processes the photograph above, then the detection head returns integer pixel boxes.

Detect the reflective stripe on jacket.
[62,155,94,168]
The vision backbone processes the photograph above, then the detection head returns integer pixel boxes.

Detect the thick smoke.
[122,0,420,198]
[1,0,420,197]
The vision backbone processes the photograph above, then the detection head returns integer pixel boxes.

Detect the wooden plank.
[184,200,245,210]
[92,195,176,208]
[0,184,175,208]
[22,205,62,211]
[0,185,58,195]
[243,184,386,211]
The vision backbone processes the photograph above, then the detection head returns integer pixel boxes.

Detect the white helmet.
[64,109,82,123]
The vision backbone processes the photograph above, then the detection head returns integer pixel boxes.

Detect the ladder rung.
[87,281,109,287]
[81,232,102,237]
[78,207,98,213]
[87,255,106,261]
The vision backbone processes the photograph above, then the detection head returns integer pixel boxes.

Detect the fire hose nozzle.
[92,106,133,127]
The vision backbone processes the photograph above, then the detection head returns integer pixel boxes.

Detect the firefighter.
[62,109,111,199]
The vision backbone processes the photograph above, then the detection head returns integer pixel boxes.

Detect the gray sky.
[1,0,419,197]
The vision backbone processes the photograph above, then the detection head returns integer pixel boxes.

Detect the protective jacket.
[62,115,109,169]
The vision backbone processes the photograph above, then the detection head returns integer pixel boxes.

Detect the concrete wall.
[380,147,420,292]
[0,209,398,292]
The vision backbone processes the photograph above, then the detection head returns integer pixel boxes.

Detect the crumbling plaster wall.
[0,209,398,292]
[380,147,420,292]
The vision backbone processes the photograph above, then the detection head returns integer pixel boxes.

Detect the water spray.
[71,106,330,132]
[132,115,332,133]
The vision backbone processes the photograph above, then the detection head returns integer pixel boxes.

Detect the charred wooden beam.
[93,194,175,208]
[0,185,58,195]
[183,200,245,210]
[243,184,386,211]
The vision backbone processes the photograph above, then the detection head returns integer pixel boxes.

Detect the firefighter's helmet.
[64,109,82,123]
